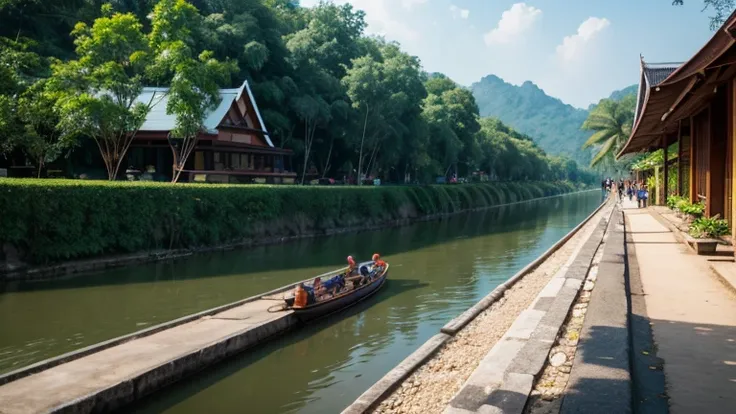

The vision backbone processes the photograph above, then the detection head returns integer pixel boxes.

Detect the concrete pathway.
[624,200,736,414]
[560,204,631,414]
[0,299,294,413]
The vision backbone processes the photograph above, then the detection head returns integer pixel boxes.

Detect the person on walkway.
[637,185,649,208]
[618,179,624,201]
[627,184,634,201]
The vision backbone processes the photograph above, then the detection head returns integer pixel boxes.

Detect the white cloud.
[484,3,542,46]
[556,17,610,61]
[401,0,428,10]
[450,5,470,20]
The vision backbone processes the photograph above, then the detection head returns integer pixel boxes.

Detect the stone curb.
[443,203,615,414]
[341,333,452,414]
[441,198,611,336]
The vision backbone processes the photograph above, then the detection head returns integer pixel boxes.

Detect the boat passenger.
[312,277,323,296]
[293,283,308,308]
[372,253,386,268]
[347,255,357,276]
[322,274,345,295]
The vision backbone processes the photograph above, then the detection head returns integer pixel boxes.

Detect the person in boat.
[372,253,386,269]
[321,274,345,296]
[346,255,357,276]
[293,283,309,308]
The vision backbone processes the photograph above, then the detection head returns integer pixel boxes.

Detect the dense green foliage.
[0,178,582,263]
[0,0,596,184]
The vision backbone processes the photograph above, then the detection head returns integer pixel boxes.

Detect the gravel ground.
[371,208,606,414]
[525,236,606,413]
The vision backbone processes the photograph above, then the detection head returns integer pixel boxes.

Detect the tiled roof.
[643,64,680,87]
[633,62,682,127]
[137,88,240,133]
[134,81,273,147]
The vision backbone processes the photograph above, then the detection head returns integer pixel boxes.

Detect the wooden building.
[129,81,296,184]
[618,9,736,236]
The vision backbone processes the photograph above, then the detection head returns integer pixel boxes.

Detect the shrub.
[689,215,729,239]
[0,179,580,264]
[667,195,687,210]
[679,201,705,218]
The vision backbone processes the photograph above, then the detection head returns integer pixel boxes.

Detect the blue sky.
[300,0,717,108]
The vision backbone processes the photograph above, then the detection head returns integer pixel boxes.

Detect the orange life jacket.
[293,285,308,308]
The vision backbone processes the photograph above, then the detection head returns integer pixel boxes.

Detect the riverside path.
[623,199,736,414]
[0,299,295,414]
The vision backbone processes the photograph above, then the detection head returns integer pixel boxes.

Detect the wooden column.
[731,79,736,243]
[690,115,697,203]
[708,90,727,218]
[677,120,683,195]
[663,134,669,205]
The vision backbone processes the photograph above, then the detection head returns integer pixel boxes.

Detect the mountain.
[471,75,593,164]
[608,84,637,101]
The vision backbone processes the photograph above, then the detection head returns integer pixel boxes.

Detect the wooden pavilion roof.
[617,9,736,158]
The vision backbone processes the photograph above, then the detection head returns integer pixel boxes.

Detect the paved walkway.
[0,299,294,413]
[623,199,736,414]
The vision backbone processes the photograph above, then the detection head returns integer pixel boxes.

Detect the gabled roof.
[136,80,274,147]
[633,60,682,127]
[618,9,736,158]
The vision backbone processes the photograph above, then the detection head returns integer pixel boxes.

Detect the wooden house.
[128,81,296,184]
[618,9,736,238]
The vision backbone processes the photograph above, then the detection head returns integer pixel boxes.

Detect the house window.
[214,152,225,171]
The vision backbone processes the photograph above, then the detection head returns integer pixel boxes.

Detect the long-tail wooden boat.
[279,261,389,322]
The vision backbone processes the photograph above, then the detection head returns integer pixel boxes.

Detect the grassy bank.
[0,179,582,265]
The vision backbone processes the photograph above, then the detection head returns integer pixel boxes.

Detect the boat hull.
[292,268,388,322]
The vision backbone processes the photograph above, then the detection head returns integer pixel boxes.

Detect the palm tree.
[581,94,636,167]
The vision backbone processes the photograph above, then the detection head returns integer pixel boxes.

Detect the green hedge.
[0,179,580,264]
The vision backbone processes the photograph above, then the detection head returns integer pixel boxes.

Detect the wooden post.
[677,120,683,196]
[731,79,736,245]
[690,115,697,203]
[663,134,669,205]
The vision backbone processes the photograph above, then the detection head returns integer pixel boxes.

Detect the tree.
[147,0,236,183]
[581,94,635,167]
[672,0,735,29]
[16,80,77,177]
[49,5,153,180]
[0,36,46,156]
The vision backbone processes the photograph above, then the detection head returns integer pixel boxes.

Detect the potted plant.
[679,201,705,223]
[686,215,729,255]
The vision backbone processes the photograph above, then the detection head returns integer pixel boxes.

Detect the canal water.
[0,190,602,413]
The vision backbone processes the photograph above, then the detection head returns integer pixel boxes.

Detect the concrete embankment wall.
[0,179,589,280]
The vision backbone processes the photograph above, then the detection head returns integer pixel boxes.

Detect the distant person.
[618,180,624,201]
[637,186,649,208]
[627,185,634,201]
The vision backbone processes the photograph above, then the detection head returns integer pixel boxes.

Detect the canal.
[0,190,602,413]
